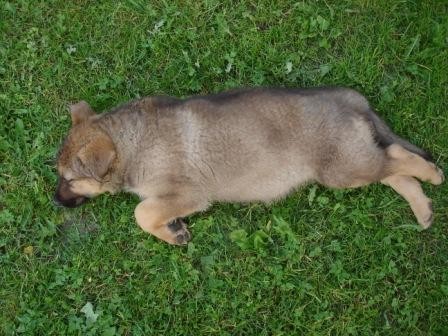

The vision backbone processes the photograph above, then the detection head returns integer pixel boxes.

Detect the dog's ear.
[70,101,95,126]
[77,134,116,180]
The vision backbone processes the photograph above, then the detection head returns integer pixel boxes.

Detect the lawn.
[1,0,447,334]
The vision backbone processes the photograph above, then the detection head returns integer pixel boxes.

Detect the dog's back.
[94,88,434,203]
[162,87,382,201]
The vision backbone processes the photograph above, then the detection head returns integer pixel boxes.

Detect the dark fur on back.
[196,86,435,162]
[363,108,433,162]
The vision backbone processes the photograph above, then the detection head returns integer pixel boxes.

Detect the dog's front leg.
[134,198,201,245]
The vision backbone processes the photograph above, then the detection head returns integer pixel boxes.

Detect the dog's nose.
[53,194,62,207]
[53,194,88,208]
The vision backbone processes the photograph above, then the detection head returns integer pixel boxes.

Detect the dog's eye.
[63,177,74,184]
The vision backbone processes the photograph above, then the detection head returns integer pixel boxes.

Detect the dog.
[54,87,444,245]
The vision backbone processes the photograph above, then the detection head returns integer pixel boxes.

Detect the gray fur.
[55,86,444,242]
[88,87,428,204]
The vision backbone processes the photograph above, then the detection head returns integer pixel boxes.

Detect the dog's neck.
[95,105,154,193]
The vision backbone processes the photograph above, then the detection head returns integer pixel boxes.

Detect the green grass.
[1,0,448,334]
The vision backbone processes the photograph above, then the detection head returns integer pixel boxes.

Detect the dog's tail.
[365,108,433,162]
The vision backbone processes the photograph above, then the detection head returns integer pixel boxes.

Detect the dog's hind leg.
[381,175,433,228]
[134,198,207,245]
[385,144,444,185]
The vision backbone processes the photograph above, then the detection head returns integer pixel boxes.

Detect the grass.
[1,0,447,334]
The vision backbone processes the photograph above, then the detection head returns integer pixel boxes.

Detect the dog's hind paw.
[415,200,434,229]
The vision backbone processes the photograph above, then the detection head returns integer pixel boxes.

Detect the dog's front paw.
[167,218,191,245]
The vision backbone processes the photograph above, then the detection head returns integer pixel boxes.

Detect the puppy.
[55,87,444,244]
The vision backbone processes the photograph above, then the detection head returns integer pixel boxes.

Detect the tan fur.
[70,178,104,197]
[381,175,433,228]
[385,144,444,185]
[135,198,206,244]
[77,135,116,180]
[54,87,444,243]
[70,101,95,125]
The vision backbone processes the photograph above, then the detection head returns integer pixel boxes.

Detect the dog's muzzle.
[53,177,88,208]
[53,193,88,208]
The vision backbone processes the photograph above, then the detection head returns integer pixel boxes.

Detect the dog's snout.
[54,178,88,208]
[53,193,88,208]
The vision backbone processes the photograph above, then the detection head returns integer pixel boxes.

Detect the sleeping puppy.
[54,87,444,244]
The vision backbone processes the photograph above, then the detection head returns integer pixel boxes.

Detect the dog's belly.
[212,163,314,203]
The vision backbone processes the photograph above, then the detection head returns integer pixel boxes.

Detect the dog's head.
[54,101,116,208]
